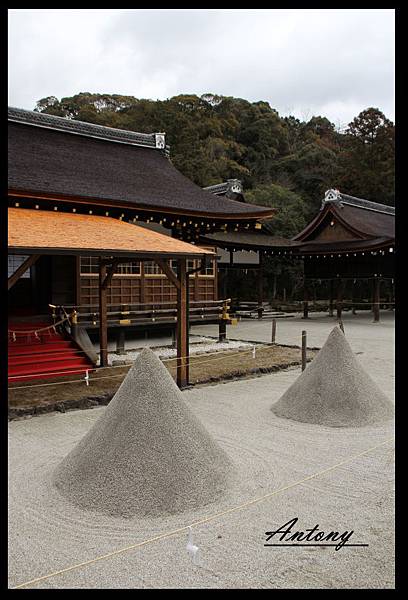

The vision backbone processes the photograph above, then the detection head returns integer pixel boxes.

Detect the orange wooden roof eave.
[8,246,213,259]
[8,189,277,221]
[8,207,215,259]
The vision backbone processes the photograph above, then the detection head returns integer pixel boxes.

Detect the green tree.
[337,108,395,205]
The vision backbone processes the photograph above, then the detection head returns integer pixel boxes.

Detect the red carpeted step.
[9,357,92,377]
[8,341,76,356]
[9,366,92,384]
[8,320,94,382]
[9,351,85,366]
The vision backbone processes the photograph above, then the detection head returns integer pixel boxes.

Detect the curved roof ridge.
[8,106,167,151]
[203,179,243,196]
[339,192,395,215]
[322,189,394,216]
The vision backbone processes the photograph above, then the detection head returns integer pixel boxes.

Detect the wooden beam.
[155,259,180,290]
[99,258,108,367]
[176,258,188,389]
[8,254,40,290]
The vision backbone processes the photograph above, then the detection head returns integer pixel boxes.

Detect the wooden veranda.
[8,208,215,388]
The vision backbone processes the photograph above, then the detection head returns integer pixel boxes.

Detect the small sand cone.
[271,326,394,427]
[53,348,233,517]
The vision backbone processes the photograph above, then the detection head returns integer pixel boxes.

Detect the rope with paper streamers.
[8,316,71,342]
[8,343,283,389]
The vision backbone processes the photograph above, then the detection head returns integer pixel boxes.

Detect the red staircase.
[8,321,94,383]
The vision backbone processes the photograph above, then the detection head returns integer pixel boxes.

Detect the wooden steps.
[8,321,94,383]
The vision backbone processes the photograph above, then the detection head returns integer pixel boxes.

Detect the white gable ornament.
[324,189,341,202]
[155,133,166,149]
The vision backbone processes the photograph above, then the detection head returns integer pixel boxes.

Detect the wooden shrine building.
[201,184,395,321]
[8,107,275,385]
[293,189,395,321]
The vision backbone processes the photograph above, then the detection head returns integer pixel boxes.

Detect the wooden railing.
[54,299,232,328]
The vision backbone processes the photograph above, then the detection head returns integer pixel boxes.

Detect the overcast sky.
[8,8,395,127]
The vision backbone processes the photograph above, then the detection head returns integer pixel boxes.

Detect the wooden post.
[373,277,380,322]
[116,328,126,354]
[302,280,309,319]
[218,321,227,342]
[177,258,189,389]
[257,251,264,319]
[336,278,344,321]
[388,279,394,310]
[301,330,307,371]
[271,319,276,343]
[99,259,108,367]
[328,279,334,317]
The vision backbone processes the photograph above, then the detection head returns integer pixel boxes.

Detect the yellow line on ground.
[12,437,394,589]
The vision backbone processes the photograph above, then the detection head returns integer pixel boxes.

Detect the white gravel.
[8,316,395,589]
[98,337,254,366]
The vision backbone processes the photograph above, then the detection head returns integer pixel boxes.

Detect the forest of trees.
[34,92,395,302]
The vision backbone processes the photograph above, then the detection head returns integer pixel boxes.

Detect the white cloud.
[8,8,394,124]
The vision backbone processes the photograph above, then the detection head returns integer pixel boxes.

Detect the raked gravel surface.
[9,351,394,588]
[102,337,254,366]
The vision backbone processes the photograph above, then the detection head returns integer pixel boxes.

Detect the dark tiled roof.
[295,189,395,242]
[203,231,298,249]
[295,237,394,254]
[8,106,162,149]
[8,117,275,219]
[333,203,395,238]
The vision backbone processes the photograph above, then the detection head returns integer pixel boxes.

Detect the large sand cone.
[53,348,233,517]
[271,326,394,427]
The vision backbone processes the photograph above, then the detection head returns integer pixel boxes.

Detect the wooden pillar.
[336,278,345,321]
[218,321,227,342]
[328,279,334,317]
[302,280,309,319]
[388,279,394,310]
[373,277,380,322]
[140,261,146,304]
[177,258,189,388]
[116,328,126,354]
[99,259,108,367]
[257,251,264,319]
[301,330,307,371]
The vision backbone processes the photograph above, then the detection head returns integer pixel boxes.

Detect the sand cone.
[271,326,394,427]
[53,348,233,517]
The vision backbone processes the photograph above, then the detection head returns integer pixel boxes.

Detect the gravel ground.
[101,337,254,366]
[8,314,395,589]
